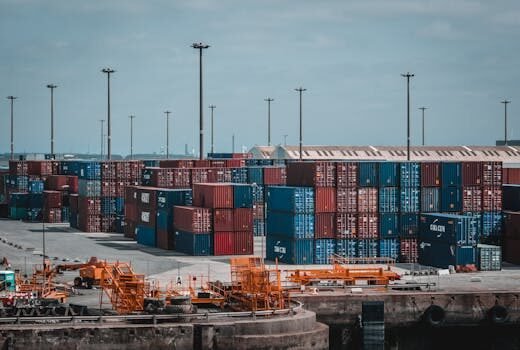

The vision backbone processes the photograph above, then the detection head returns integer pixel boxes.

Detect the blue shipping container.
[441,162,461,187]
[378,162,399,187]
[400,187,420,213]
[27,208,42,222]
[101,197,117,216]
[441,187,462,212]
[464,212,482,239]
[482,211,502,237]
[266,211,314,239]
[253,219,265,236]
[267,186,314,213]
[357,239,378,258]
[78,180,101,197]
[335,239,357,258]
[380,213,399,238]
[141,168,154,186]
[79,161,101,180]
[314,239,336,264]
[157,189,192,209]
[143,160,160,167]
[421,187,440,212]
[136,225,156,247]
[266,235,313,264]
[252,184,264,204]
[379,187,399,213]
[399,162,420,187]
[419,213,478,245]
[157,209,174,232]
[174,231,212,256]
[400,213,419,237]
[231,168,248,184]
[233,184,253,208]
[9,193,29,207]
[28,180,44,194]
[379,239,400,260]
[247,167,264,185]
[61,207,70,223]
[418,242,475,268]
[358,162,378,187]
[28,193,43,209]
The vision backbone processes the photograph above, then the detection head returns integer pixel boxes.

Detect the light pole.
[99,119,105,160]
[264,98,274,146]
[209,105,216,154]
[419,107,428,146]
[129,115,136,159]
[164,111,171,159]
[191,42,210,160]
[294,87,306,161]
[401,72,414,161]
[47,84,57,157]
[101,68,115,160]
[7,96,17,160]
[501,100,511,145]
[283,134,288,146]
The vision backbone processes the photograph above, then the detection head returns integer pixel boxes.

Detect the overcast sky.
[1,0,520,156]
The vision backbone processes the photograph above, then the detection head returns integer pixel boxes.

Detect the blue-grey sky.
[1,0,520,156]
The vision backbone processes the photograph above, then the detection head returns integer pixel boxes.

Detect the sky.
[1,0,520,156]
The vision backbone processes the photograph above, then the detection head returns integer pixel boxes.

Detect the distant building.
[496,140,520,146]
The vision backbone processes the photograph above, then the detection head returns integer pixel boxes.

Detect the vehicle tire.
[74,277,83,287]
[488,305,508,324]
[423,305,445,326]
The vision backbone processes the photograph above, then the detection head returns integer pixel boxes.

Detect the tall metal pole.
[401,73,414,161]
[99,119,105,160]
[232,134,235,153]
[419,107,427,146]
[164,111,171,159]
[101,68,115,160]
[264,98,274,146]
[47,84,57,157]
[294,87,306,161]
[501,100,511,145]
[209,105,216,154]
[7,96,17,160]
[129,115,135,159]
[191,42,210,160]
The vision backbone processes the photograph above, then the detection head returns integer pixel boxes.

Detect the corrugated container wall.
[358,162,378,187]
[441,162,462,187]
[174,231,212,256]
[336,162,358,188]
[421,162,440,187]
[266,236,314,264]
[419,243,476,268]
[378,162,398,187]
[266,186,314,213]
[400,162,420,188]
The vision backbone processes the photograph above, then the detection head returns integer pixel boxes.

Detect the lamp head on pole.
[101,68,115,74]
[46,84,57,89]
[191,42,210,49]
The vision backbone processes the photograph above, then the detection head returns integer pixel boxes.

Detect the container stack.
[76,161,102,232]
[502,185,520,264]
[336,162,359,259]
[378,162,399,261]
[173,205,213,255]
[135,186,158,247]
[399,162,421,262]
[43,190,63,223]
[156,188,192,249]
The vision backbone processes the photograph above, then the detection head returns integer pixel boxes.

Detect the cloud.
[492,11,520,26]
[417,21,465,40]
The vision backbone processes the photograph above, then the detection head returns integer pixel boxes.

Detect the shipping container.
[213,208,234,231]
[266,186,314,213]
[156,188,192,209]
[400,162,420,188]
[379,213,399,238]
[482,186,502,211]
[233,208,253,232]
[503,185,520,211]
[378,162,399,187]
[27,160,53,176]
[78,180,101,197]
[159,159,194,168]
[156,208,174,232]
[400,213,419,237]
[231,167,248,184]
[137,208,156,228]
[418,242,475,268]
[336,162,358,188]
[213,232,235,255]
[357,239,378,258]
[191,168,210,185]
[79,161,101,180]
[247,167,263,184]
[357,213,379,239]
[314,239,336,264]
[28,193,43,209]
[503,168,520,185]
[43,208,62,223]
[192,183,233,209]
[315,187,336,213]
[481,211,502,237]
[419,213,478,245]
[266,211,314,239]
[336,213,357,238]
[173,206,212,233]
[503,237,520,264]
[136,225,156,247]
[400,238,418,263]
[45,175,68,191]
[441,186,462,212]
[358,162,378,187]
[263,166,286,185]
[482,161,502,186]
[379,238,399,260]
[357,187,378,213]
[174,231,212,256]
[462,186,482,212]
[335,239,357,258]
[253,219,265,237]
[315,213,335,239]
[28,180,44,194]
[266,235,313,264]
[462,162,483,186]
[9,192,29,207]
[400,187,420,213]
[286,162,335,187]
[233,231,254,255]
[79,198,101,215]
[43,190,62,208]
[252,203,264,220]
[463,212,482,239]
[336,187,357,213]
[252,184,264,204]
[441,162,462,187]
[9,207,27,220]
[476,244,501,271]
[503,211,520,239]
[421,162,440,187]
[156,228,175,250]
[378,187,399,213]
[421,187,440,212]
[233,184,253,208]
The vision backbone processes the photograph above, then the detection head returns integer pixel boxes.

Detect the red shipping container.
[462,186,482,212]
[233,231,253,255]
[503,237,520,264]
[263,167,287,185]
[286,162,336,187]
[124,220,136,239]
[173,206,212,233]
[233,208,253,232]
[192,183,233,208]
[207,168,232,183]
[79,198,101,215]
[79,214,101,233]
[357,213,378,239]
[136,187,158,208]
[125,186,139,204]
[51,161,60,175]
[315,187,336,213]
[336,187,357,213]
[191,168,209,185]
[503,168,520,184]
[213,208,234,231]
[336,162,358,188]
[315,213,335,239]
[482,161,502,186]
[357,188,378,213]
[336,213,357,238]
[70,194,79,213]
[213,232,234,255]
[101,162,117,180]
[27,161,53,176]
[194,160,212,168]
[421,162,440,187]
[173,168,191,188]
[45,175,68,191]
[101,215,116,232]
[101,181,117,197]
[156,228,175,250]
[44,208,61,223]
[67,176,79,193]
[482,186,502,211]
[225,159,245,168]
[503,211,520,239]
[43,190,62,208]
[400,238,418,263]
[160,159,195,168]
[462,162,483,186]
[125,202,137,222]
[252,203,264,220]
[9,161,27,176]
[210,160,226,167]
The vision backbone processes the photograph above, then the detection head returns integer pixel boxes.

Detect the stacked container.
[336,162,359,260]
[378,162,399,260]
